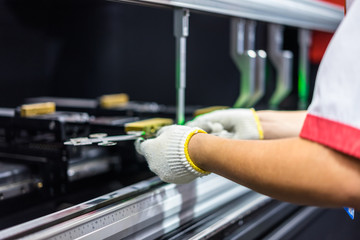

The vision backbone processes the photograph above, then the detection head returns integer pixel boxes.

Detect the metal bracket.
[297,29,312,110]
[174,8,190,125]
[267,24,293,109]
[231,19,266,108]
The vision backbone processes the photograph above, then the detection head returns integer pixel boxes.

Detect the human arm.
[256,110,307,139]
[186,109,307,140]
[188,133,360,209]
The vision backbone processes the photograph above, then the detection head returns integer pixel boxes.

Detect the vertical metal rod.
[174,8,189,125]
[297,29,311,110]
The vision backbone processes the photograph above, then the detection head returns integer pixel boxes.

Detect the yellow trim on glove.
[250,108,264,140]
[184,129,211,175]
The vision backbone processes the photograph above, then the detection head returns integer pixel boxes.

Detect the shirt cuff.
[300,114,360,159]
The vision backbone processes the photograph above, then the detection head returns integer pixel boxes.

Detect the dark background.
[0,0,307,109]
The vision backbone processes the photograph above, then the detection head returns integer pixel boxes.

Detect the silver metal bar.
[174,8,189,125]
[0,175,255,240]
[268,23,293,110]
[264,206,321,240]
[0,178,42,200]
[297,29,312,110]
[111,0,343,32]
[189,193,270,240]
[0,177,163,239]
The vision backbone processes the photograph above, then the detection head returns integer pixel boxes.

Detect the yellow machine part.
[99,93,129,109]
[125,118,174,135]
[20,102,56,117]
[193,106,229,117]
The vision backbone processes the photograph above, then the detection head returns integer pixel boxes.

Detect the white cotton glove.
[135,125,210,184]
[186,108,263,140]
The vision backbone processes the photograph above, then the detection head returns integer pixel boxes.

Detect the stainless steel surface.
[0,177,163,239]
[67,156,119,181]
[268,23,293,109]
[0,162,42,200]
[231,18,257,108]
[0,175,256,240]
[111,0,343,32]
[174,8,189,125]
[0,178,40,200]
[26,97,98,109]
[264,206,321,240]
[250,49,267,107]
[189,193,270,240]
[298,28,312,110]
[231,19,267,108]
[0,108,15,117]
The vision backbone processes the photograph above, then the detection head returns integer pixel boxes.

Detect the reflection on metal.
[174,8,189,125]
[249,49,267,107]
[110,0,343,32]
[0,162,42,201]
[268,24,293,110]
[0,175,268,240]
[67,156,119,181]
[298,29,312,110]
[231,19,266,108]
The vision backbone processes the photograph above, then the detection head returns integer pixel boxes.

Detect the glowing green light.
[298,68,308,110]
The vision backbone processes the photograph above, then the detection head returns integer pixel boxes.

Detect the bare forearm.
[189,133,360,209]
[257,110,307,139]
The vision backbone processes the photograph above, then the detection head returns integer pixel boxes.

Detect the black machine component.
[25,96,202,120]
[0,106,149,207]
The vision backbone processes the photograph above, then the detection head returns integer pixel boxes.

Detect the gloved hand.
[135,125,210,184]
[186,108,263,140]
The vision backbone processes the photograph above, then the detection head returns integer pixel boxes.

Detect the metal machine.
[0,0,348,239]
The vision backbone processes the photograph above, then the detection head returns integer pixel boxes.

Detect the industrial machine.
[1,0,356,239]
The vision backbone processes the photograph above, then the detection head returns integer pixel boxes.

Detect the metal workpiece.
[111,0,343,32]
[231,19,266,108]
[297,29,312,110]
[0,175,265,240]
[267,24,294,110]
[64,132,143,146]
[174,8,189,125]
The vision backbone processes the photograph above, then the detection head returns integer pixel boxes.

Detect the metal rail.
[0,175,266,240]
[111,0,343,32]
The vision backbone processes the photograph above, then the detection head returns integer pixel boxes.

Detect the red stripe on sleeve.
[300,114,360,159]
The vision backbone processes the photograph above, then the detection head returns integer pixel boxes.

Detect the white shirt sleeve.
[300,0,360,158]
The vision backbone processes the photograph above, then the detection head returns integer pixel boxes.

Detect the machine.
[1,0,355,239]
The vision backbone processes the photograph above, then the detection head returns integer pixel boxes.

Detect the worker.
[136,0,360,212]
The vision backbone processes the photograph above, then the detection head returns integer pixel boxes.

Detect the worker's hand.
[186,108,263,140]
[135,125,210,184]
